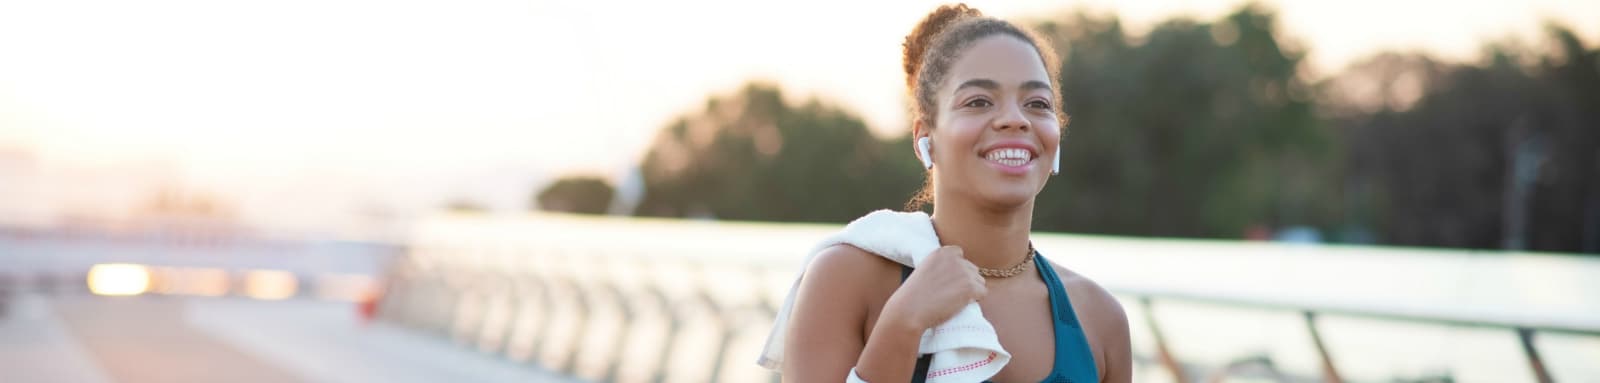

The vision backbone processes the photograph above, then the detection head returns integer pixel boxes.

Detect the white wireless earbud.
[917,137,933,169]
[1051,145,1061,175]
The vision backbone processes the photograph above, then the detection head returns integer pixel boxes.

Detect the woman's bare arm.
[1076,278,1132,383]
[782,245,920,382]
[1098,296,1131,383]
[783,245,986,382]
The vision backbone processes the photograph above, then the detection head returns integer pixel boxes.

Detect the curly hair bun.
[902,4,982,89]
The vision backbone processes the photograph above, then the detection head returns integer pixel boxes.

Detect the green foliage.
[1328,24,1600,252]
[535,176,616,215]
[633,83,922,223]
[1032,6,1334,238]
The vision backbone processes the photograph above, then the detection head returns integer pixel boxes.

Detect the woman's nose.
[994,102,1030,131]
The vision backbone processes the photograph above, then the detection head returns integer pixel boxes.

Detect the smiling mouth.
[982,148,1035,167]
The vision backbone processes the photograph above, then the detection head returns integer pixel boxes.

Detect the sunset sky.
[1,0,1595,234]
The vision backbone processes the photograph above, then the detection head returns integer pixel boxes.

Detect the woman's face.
[925,35,1062,210]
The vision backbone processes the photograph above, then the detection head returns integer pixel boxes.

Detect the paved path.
[0,294,115,383]
[0,293,582,383]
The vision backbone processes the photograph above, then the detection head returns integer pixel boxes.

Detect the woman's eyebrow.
[955,78,1000,92]
[955,79,1050,94]
[1021,80,1051,92]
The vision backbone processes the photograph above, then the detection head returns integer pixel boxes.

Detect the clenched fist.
[881,246,986,332]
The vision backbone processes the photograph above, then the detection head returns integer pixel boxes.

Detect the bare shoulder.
[1045,262,1127,325]
[804,244,903,284]
[784,245,905,379]
[793,244,904,315]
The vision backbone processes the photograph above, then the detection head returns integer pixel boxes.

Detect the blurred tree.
[634,83,923,223]
[1325,25,1600,252]
[535,176,616,215]
[1031,5,1336,239]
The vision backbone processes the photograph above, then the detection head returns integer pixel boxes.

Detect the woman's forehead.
[944,35,1052,91]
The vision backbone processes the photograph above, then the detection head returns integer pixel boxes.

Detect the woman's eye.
[1027,100,1051,109]
[965,99,992,108]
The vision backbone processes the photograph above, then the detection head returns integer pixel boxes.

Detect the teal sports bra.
[901,252,1098,383]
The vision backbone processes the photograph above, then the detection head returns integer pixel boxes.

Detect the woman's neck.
[928,195,1035,271]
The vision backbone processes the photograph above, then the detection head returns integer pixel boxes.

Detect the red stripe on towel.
[926,351,998,378]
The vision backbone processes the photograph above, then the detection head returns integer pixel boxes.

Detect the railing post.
[1303,311,1343,383]
[471,275,509,354]
[518,276,555,367]
[703,297,735,383]
[1141,297,1190,383]
[1517,327,1554,383]
[650,287,683,383]
[498,275,541,363]
[601,283,636,383]
[559,278,592,375]
[705,276,781,383]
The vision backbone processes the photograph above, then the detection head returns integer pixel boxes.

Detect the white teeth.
[983,148,1033,166]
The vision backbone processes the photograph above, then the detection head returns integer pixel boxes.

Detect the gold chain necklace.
[977,242,1036,278]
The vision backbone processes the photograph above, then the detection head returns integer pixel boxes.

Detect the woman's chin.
[975,187,1038,209]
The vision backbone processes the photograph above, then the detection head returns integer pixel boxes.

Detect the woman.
[771,4,1131,383]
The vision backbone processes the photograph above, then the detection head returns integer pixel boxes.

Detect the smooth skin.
[781,35,1132,383]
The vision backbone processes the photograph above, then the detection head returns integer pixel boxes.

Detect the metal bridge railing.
[1121,286,1600,383]
[379,253,791,383]
[377,213,1600,383]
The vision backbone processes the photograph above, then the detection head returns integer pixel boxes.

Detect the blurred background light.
[86,263,150,296]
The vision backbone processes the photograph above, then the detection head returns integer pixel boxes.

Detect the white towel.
[757,209,1010,382]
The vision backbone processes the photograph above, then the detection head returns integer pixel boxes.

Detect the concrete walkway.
[0,294,116,383]
[0,294,582,383]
